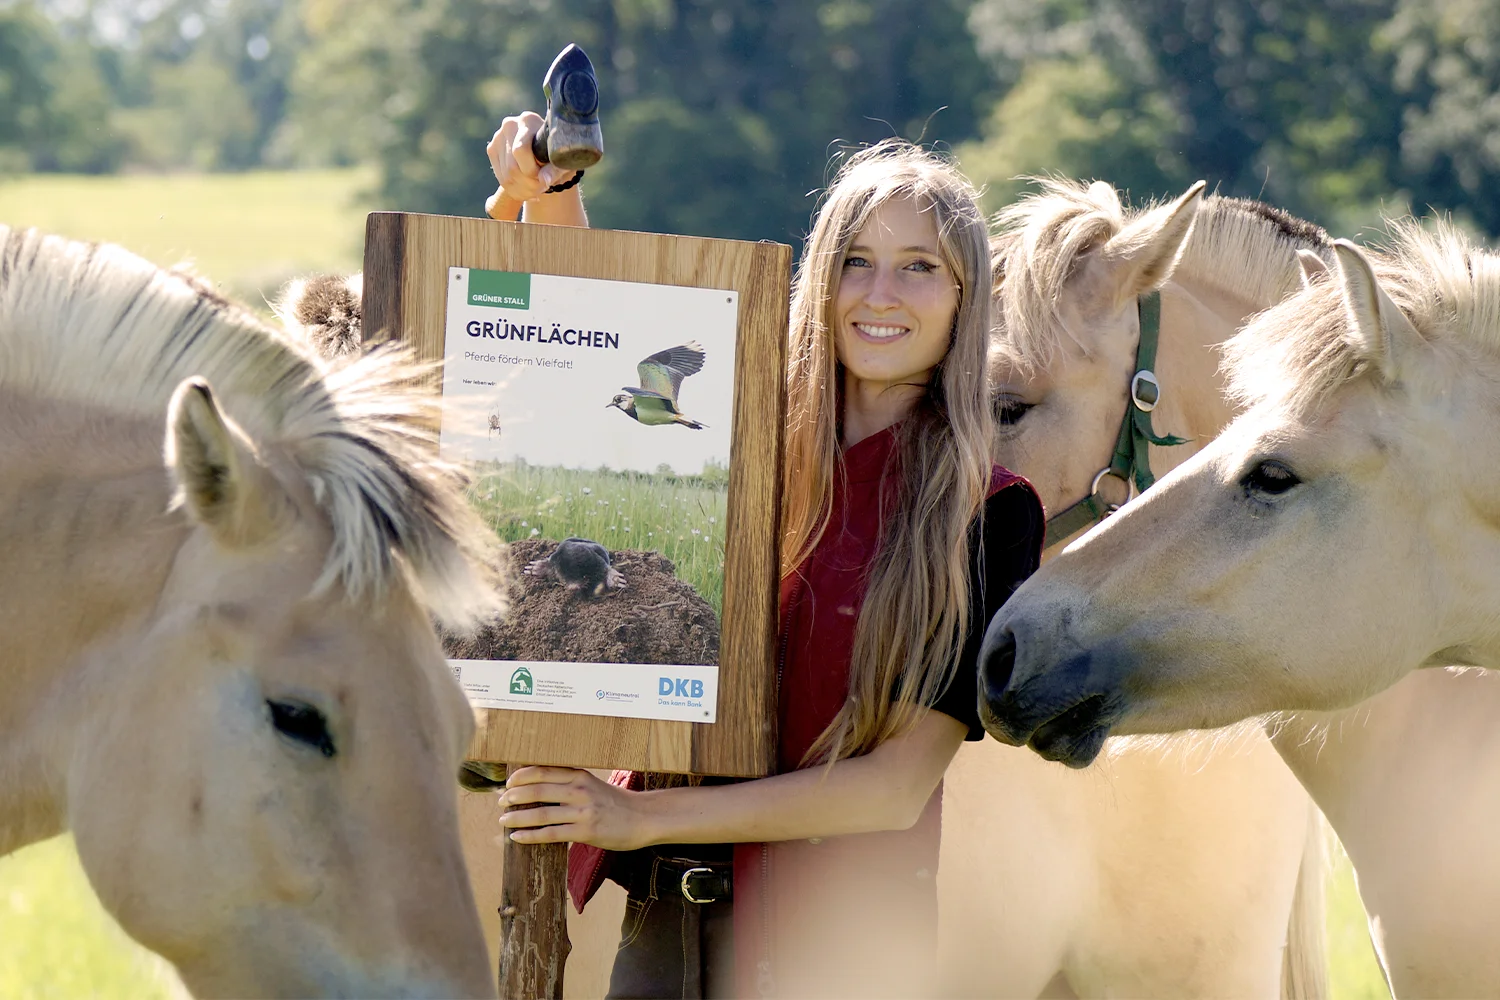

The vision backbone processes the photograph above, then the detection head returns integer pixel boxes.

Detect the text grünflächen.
[466,319,620,350]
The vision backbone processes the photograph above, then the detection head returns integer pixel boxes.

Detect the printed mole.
[523,537,627,597]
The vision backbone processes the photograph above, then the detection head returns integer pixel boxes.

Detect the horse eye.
[267,699,337,758]
[1243,460,1302,498]
[996,397,1035,426]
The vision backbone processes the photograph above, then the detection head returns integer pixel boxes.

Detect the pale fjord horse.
[938,180,1334,999]
[981,220,1500,997]
[0,226,501,998]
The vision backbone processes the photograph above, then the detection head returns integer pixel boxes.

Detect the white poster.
[441,268,738,723]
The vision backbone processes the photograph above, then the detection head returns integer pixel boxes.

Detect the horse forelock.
[988,181,1328,373]
[1223,219,1500,417]
[0,225,501,626]
[990,177,1126,370]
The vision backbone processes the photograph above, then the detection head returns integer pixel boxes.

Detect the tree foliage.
[8,0,1500,238]
[283,0,991,243]
[1,2,117,172]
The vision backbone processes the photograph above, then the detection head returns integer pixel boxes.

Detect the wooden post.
[498,790,571,999]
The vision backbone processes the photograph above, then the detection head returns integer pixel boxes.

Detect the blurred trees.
[1,2,117,172]
[960,0,1404,232]
[1380,0,1500,234]
[5,0,1499,239]
[960,0,1498,237]
[282,0,991,243]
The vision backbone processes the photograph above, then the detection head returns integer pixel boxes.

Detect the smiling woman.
[497,139,1044,999]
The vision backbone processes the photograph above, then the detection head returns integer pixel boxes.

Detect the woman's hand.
[484,113,582,222]
[498,766,650,850]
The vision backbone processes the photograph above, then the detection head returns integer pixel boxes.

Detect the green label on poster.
[468,269,531,309]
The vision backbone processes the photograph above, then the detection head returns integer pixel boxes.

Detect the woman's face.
[834,196,960,390]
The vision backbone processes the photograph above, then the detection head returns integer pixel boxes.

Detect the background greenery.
[2,0,1475,991]
[5,0,1497,246]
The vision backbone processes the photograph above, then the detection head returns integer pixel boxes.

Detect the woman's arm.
[483,111,588,227]
[501,708,968,850]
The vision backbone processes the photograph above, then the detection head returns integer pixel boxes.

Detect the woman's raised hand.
[484,113,582,222]
[499,765,650,850]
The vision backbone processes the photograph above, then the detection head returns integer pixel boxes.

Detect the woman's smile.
[851,320,912,342]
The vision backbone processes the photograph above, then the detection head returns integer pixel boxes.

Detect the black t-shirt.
[927,482,1044,739]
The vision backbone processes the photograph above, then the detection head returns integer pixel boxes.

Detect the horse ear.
[1296,249,1330,288]
[1097,180,1207,301]
[166,378,287,548]
[1332,239,1422,383]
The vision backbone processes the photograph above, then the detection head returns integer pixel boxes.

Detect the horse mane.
[990,178,1328,367]
[1224,218,1500,416]
[0,225,500,625]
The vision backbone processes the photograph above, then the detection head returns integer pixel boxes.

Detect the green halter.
[1043,291,1189,550]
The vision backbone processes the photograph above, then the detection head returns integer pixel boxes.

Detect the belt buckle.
[679,866,719,904]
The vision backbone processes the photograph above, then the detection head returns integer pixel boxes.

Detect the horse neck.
[0,390,188,853]
[1268,669,1500,889]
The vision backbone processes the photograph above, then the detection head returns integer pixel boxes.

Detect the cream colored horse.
[982,221,1500,997]
[0,226,500,998]
[941,179,1334,999]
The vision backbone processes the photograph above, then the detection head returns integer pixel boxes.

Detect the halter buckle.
[1130,370,1160,412]
[1130,369,1161,411]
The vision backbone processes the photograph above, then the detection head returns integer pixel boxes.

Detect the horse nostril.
[980,629,1018,704]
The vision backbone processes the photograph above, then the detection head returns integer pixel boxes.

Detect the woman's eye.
[842,255,870,269]
[905,259,937,273]
[1242,460,1302,498]
[995,397,1035,426]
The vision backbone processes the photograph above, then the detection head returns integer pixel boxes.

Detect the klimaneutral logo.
[468,269,531,309]
[509,666,534,695]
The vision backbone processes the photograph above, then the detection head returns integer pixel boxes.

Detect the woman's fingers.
[505,823,579,845]
[485,119,519,181]
[500,781,584,808]
[486,112,550,203]
[498,803,582,829]
[505,764,589,787]
[507,113,545,178]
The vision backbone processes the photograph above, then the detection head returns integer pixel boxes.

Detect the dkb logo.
[509,666,534,696]
[659,677,704,699]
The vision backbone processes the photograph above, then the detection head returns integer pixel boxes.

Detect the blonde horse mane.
[1225,218,1500,417]
[991,177,1328,368]
[0,226,500,625]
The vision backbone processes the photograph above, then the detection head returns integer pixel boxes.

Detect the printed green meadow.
[467,459,729,618]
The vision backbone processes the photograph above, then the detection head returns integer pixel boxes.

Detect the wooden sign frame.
[363,212,789,778]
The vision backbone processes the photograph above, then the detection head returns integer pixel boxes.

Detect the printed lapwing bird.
[523,537,626,597]
[607,341,708,429]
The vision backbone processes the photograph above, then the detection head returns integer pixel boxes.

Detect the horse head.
[981,223,1500,766]
[0,227,499,998]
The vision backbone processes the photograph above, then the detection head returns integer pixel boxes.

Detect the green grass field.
[0,167,374,306]
[470,460,729,615]
[0,170,1391,998]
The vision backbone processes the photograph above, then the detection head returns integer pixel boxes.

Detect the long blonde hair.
[783,140,994,763]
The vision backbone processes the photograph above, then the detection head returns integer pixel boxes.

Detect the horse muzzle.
[978,625,1124,768]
